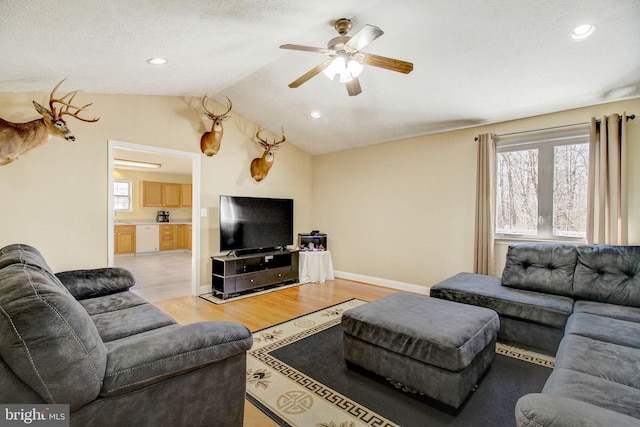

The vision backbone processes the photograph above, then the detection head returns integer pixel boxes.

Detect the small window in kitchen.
[114,180,133,212]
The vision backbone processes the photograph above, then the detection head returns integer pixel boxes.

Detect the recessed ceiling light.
[570,24,596,41]
[147,57,168,65]
[310,111,322,119]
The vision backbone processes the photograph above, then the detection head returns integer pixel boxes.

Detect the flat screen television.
[219,195,293,253]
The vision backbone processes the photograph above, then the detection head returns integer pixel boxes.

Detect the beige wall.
[313,98,640,289]
[2,90,638,292]
[0,92,313,283]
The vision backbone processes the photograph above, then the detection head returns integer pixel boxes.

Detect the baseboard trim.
[333,270,430,295]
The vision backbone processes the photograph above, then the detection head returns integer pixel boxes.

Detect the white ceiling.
[2,0,639,157]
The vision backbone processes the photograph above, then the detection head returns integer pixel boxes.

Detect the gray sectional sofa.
[430,242,640,426]
[0,244,253,427]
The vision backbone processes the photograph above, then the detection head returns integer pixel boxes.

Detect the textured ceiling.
[1,0,639,156]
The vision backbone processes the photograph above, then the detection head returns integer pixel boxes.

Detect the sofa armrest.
[101,321,253,397]
[516,393,640,427]
[55,267,135,299]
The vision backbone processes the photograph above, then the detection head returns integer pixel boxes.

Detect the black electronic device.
[219,195,294,254]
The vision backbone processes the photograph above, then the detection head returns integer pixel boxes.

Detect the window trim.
[114,179,134,212]
[494,127,589,243]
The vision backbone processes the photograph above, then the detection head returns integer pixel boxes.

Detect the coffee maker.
[156,211,170,222]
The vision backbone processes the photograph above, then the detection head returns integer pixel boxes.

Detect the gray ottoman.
[342,292,500,408]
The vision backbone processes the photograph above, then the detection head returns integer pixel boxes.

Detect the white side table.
[299,251,334,283]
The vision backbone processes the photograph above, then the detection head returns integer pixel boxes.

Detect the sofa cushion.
[79,291,150,316]
[0,264,107,410]
[573,300,640,323]
[516,393,640,427]
[0,243,53,273]
[564,312,640,349]
[56,267,135,300]
[542,368,640,419]
[573,245,640,307]
[501,243,578,298]
[554,334,640,389]
[89,302,176,342]
[430,272,573,329]
[101,322,252,397]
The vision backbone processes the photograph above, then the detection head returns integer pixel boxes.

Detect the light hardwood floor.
[114,252,192,302]
[153,279,399,427]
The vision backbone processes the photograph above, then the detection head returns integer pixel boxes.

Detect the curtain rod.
[473,113,635,141]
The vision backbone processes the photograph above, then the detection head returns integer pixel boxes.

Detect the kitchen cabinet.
[142,181,188,208]
[142,181,163,207]
[159,224,192,251]
[180,184,192,207]
[160,224,175,250]
[114,225,136,254]
[185,224,192,250]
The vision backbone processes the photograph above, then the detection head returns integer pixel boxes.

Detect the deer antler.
[49,79,99,123]
[255,127,286,149]
[202,95,232,119]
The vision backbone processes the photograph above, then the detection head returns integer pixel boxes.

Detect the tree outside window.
[495,130,589,241]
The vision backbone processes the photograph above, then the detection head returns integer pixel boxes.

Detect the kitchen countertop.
[114,220,192,225]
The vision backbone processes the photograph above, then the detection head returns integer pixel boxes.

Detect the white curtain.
[474,133,496,275]
[586,114,629,245]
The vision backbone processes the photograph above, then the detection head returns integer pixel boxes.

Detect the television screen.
[219,195,293,252]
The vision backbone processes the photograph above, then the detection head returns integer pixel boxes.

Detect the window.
[495,128,589,241]
[114,180,133,212]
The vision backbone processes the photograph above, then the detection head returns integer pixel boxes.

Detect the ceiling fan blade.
[346,78,362,96]
[360,52,414,74]
[288,59,334,88]
[280,44,332,55]
[345,24,384,51]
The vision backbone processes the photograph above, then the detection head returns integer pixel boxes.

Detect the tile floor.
[114,251,192,302]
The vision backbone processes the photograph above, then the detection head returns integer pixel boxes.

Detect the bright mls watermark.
[0,405,69,427]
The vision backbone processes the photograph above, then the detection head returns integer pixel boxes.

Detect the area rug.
[199,282,302,304]
[246,299,554,427]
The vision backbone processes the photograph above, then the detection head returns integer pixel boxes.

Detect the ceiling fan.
[280,18,413,96]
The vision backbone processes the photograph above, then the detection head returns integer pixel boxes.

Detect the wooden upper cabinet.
[142,181,163,207]
[142,181,191,207]
[180,184,192,207]
[163,183,181,207]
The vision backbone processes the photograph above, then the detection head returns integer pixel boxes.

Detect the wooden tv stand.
[211,250,299,300]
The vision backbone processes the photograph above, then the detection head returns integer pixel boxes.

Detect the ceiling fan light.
[339,70,353,83]
[348,59,364,78]
[323,56,345,80]
[322,68,337,80]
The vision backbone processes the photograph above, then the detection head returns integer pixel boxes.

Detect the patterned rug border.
[246,299,555,427]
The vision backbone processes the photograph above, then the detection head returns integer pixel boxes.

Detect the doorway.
[107,140,202,300]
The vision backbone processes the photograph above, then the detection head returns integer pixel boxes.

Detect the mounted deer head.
[0,79,99,166]
[200,95,232,156]
[250,126,286,182]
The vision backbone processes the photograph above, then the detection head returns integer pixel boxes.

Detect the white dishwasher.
[136,224,159,253]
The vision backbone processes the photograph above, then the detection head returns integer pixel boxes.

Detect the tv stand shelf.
[212,250,299,300]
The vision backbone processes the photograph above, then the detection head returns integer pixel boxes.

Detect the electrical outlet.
[200,208,207,217]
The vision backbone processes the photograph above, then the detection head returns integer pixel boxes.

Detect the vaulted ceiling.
[2,0,639,155]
